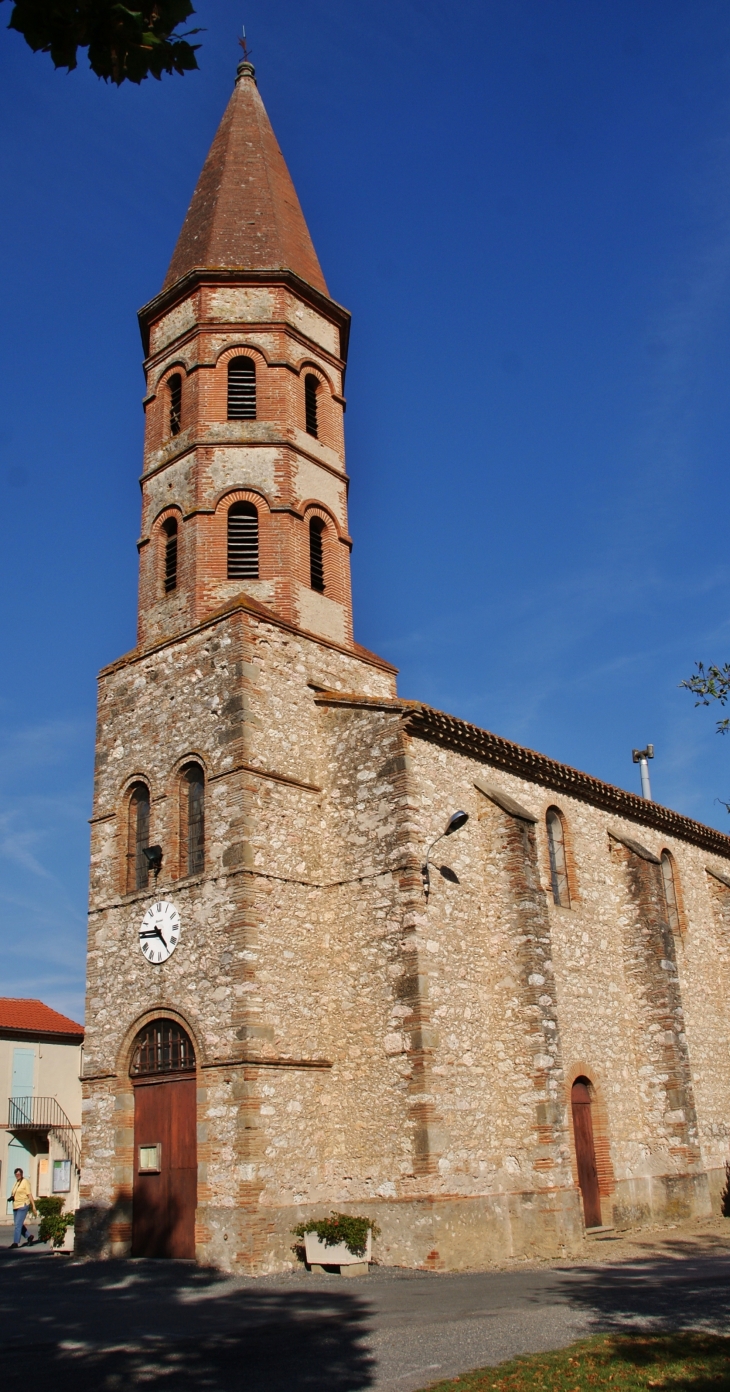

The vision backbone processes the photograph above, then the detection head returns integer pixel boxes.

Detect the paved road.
[1,1236,729,1391]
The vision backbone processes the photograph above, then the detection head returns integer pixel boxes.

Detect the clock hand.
[140,927,167,942]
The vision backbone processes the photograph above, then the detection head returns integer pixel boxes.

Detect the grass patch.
[421,1332,730,1392]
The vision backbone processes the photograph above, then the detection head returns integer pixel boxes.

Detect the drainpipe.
[632,744,654,800]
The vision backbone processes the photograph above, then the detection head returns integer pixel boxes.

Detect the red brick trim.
[113,1005,207,1080]
[565,1065,617,1202]
[214,342,269,367]
[545,804,581,906]
[658,846,688,937]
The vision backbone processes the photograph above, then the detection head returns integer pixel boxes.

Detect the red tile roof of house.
[0,999,84,1039]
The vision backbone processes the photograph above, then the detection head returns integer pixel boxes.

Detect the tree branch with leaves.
[681,662,730,734]
[1,0,202,84]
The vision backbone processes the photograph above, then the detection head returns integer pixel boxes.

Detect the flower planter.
[304,1229,371,1275]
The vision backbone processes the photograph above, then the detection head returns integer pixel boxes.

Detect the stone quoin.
[78,57,730,1271]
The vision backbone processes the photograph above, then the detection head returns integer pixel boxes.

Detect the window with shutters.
[546,807,570,907]
[304,374,319,437]
[128,783,151,893]
[168,374,182,437]
[227,502,259,579]
[227,356,256,420]
[162,517,178,593]
[661,850,681,934]
[181,763,205,877]
[309,516,325,592]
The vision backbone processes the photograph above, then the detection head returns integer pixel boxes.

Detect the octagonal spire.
[163,62,328,296]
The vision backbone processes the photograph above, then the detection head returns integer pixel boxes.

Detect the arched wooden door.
[571,1078,602,1228]
[131,1020,197,1259]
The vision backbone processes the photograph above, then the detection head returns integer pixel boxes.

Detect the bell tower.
[136,59,354,651]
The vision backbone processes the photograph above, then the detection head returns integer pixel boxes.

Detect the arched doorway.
[130,1019,197,1258]
[571,1077,601,1228]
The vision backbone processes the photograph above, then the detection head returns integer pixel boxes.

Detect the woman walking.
[10,1167,37,1248]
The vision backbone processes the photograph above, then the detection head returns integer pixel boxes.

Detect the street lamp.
[421,811,469,899]
[632,745,654,800]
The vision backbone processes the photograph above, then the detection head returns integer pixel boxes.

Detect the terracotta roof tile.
[163,64,327,295]
[0,998,84,1038]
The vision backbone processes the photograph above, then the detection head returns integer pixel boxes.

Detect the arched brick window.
[168,374,182,437]
[227,356,256,420]
[181,763,205,877]
[546,807,570,907]
[309,516,325,592]
[304,374,319,438]
[130,1019,196,1076]
[127,783,150,893]
[661,850,681,934]
[162,517,178,593]
[227,501,259,579]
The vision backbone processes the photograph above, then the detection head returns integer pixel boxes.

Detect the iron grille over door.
[130,1020,196,1076]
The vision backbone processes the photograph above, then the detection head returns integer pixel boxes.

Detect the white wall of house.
[1,1034,83,1218]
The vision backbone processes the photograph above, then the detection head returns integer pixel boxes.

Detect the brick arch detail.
[153,359,192,392]
[151,504,184,536]
[297,359,336,394]
[565,1064,616,1201]
[214,487,272,517]
[116,1004,206,1078]
[300,500,345,542]
[118,777,153,896]
[215,343,269,368]
[659,846,688,937]
[544,803,581,905]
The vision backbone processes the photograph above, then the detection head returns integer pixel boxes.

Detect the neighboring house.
[0,999,84,1219]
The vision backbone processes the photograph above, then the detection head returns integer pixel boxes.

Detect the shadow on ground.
[551,1242,730,1332]
[0,1255,374,1390]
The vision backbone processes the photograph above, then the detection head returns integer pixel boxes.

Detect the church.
[78,58,730,1272]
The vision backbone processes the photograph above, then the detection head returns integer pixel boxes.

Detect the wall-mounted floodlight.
[422,811,469,899]
[143,845,163,880]
[631,745,654,800]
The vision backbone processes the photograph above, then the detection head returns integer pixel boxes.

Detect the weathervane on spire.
[238,25,252,62]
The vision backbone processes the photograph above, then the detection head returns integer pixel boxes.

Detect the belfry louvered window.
[227,356,256,420]
[162,517,178,593]
[128,783,150,893]
[182,763,205,877]
[168,374,182,437]
[227,502,259,579]
[546,807,570,908]
[304,374,319,437]
[309,516,325,592]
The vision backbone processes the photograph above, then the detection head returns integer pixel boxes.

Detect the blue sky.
[2,1,730,1020]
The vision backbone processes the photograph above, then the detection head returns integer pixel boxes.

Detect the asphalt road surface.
[1,1235,729,1392]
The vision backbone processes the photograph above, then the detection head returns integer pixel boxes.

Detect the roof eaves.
[403,704,730,859]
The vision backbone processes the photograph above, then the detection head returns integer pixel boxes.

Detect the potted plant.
[292,1212,379,1275]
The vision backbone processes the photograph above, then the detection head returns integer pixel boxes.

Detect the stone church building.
[79,59,730,1271]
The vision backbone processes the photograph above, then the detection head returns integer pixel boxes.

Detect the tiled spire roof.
[163,61,328,296]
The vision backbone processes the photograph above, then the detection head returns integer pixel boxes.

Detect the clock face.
[139,901,181,964]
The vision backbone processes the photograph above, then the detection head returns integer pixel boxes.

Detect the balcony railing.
[8,1096,80,1173]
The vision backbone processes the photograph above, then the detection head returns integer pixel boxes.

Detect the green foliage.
[681,662,730,735]
[292,1211,380,1259]
[421,1331,730,1392]
[36,1196,75,1248]
[1,0,202,84]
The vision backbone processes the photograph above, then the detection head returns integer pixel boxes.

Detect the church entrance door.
[130,1020,197,1259]
[571,1078,601,1228]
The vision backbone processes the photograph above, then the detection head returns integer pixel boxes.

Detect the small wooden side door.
[571,1079,602,1228]
[132,1075,196,1258]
